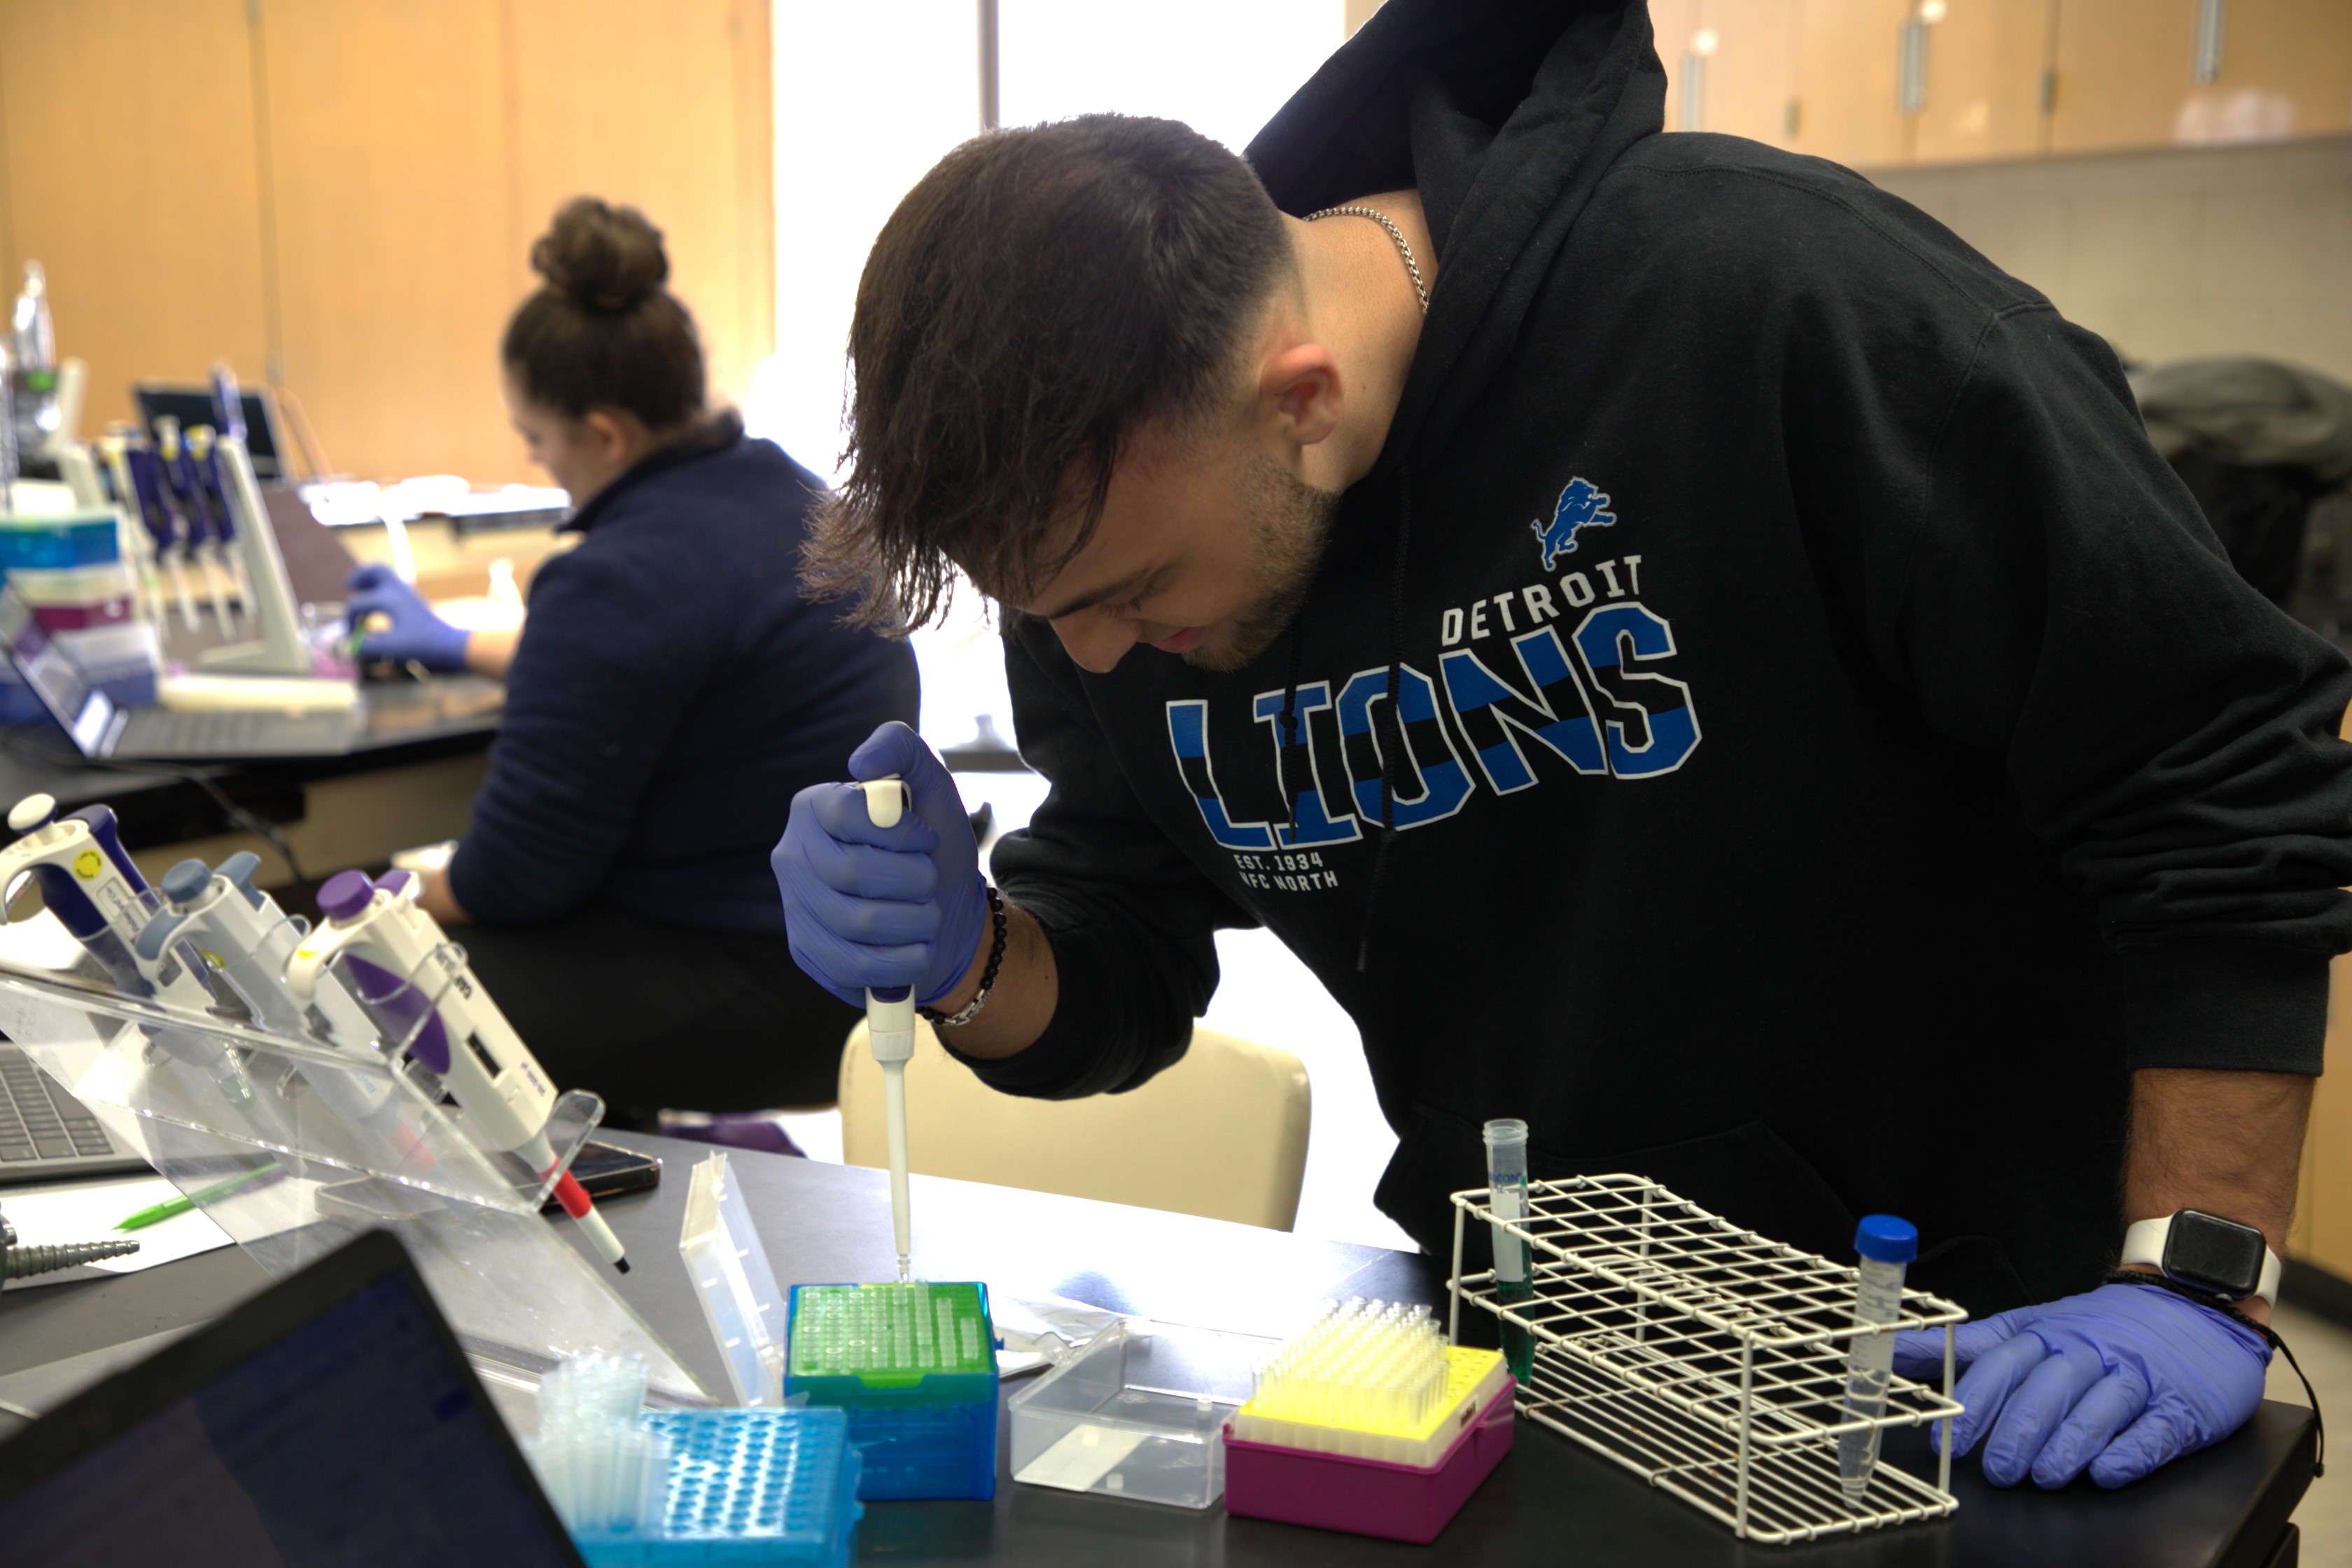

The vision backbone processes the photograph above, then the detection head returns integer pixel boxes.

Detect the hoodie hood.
[1247,0,1666,470]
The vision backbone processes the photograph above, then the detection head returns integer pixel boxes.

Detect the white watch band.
[2120,1216,2282,1306]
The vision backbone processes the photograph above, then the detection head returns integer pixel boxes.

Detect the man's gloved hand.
[773,721,989,1010]
[344,564,470,671]
[1891,1281,2269,1490]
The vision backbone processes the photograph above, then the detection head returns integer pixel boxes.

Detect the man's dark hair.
[503,197,706,432]
[805,115,1296,629]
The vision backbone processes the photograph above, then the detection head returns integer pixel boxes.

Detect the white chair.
[839,1018,1311,1230]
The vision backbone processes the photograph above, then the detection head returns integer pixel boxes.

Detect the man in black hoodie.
[774,0,2351,1493]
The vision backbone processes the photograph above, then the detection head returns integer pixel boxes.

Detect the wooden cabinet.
[1910,0,2054,164]
[1790,0,1914,170]
[259,0,516,486]
[1653,0,1802,149]
[504,0,774,426]
[0,0,774,486]
[1650,0,2350,172]
[0,1,273,440]
[2054,0,2352,154]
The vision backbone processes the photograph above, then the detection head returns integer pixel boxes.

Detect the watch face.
[2162,1210,2267,1299]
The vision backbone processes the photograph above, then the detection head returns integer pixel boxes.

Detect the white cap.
[8,794,56,833]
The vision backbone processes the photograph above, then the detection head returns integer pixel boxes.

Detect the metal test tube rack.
[0,913,708,1404]
[1448,1174,1966,1545]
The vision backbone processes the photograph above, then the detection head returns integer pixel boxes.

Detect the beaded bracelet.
[920,882,1006,1030]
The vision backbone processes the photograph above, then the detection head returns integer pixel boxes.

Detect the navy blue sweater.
[450,416,919,934]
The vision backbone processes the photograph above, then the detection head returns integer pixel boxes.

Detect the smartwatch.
[2120,1210,2281,1306]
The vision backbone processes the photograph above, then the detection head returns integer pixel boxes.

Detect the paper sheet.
[1,1174,235,1277]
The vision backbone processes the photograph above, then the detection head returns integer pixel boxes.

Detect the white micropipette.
[858,776,917,1284]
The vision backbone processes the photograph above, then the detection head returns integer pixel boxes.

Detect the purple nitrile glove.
[773,721,988,1011]
[344,563,470,671]
[1891,1281,2269,1489]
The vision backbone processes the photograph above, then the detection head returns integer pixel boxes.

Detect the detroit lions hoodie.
[972,0,2352,1313]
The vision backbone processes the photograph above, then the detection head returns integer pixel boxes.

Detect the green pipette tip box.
[784,1282,997,1500]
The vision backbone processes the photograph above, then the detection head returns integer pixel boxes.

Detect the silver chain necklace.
[1304,204,1429,316]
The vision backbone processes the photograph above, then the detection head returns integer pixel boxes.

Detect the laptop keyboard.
[0,1046,119,1164]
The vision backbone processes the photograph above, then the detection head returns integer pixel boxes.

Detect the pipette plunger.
[858,776,916,1284]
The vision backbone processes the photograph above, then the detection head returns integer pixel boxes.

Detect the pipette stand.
[193,433,310,675]
[1447,1174,1965,1545]
[0,911,707,1403]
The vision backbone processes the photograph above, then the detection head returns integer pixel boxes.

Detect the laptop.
[0,1044,146,1183]
[0,1227,588,1567]
[0,587,356,759]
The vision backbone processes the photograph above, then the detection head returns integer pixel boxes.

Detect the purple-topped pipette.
[285,869,630,1273]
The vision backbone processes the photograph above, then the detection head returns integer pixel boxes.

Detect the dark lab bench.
[0,1133,2316,1567]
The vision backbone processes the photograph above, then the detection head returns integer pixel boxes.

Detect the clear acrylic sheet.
[0,911,710,1404]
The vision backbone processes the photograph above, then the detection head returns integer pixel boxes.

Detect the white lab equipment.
[284,867,629,1271]
[0,792,253,1104]
[140,853,421,1146]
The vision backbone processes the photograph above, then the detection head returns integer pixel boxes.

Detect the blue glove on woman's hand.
[773,722,988,1010]
[344,563,470,671]
[1891,1281,2269,1489]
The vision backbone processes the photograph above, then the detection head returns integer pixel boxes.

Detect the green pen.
[116,1162,283,1231]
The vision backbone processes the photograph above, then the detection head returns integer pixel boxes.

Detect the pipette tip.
[897,1256,911,1283]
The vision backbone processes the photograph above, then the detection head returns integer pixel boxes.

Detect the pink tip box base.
[1222,1378,1518,1545]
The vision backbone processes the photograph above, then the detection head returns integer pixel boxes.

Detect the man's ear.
[1259,342,1343,450]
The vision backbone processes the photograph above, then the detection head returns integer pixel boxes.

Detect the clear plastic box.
[1007,1319,1277,1509]
[679,1153,788,1407]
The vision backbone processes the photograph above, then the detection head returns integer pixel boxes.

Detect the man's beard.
[1183,458,1339,673]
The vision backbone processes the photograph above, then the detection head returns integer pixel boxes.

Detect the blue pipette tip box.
[573,1407,862,1567]
[785,1282,998,1501]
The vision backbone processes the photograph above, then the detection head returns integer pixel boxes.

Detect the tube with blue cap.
[1837,1213,1919,1499]
[860,776,916,1284]
[0,792,253,1104]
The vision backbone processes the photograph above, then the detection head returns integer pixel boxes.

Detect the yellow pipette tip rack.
[1230,1299,1508,1468]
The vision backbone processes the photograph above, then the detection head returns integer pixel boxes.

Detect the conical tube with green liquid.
[1484,1118,1534,1380]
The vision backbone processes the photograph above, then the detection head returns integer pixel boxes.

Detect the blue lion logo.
[1531,476,1617,570]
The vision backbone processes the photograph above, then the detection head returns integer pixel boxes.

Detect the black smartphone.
[541,1140,662,1210]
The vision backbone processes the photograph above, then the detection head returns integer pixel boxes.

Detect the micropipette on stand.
[859,776,916,1284]
[141,853,428,1157]
[0,792,255,1105]
[284,869,630,1272]
[97,433,167,631]
[208,366,258,613]
[181,426,239,635]
[148,416,202,632]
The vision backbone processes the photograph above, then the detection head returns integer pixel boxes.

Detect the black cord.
[2100,1269,2324,1478]
[0,725,309,885]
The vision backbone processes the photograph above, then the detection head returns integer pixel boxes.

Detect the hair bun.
[530,197,669,311]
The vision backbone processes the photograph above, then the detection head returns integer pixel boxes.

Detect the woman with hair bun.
[345,197,918,1124]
